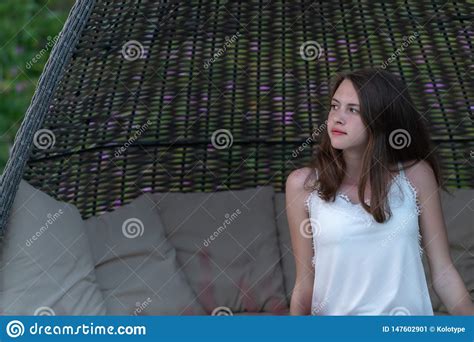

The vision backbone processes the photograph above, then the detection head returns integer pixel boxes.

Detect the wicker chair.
[0,0,473,239]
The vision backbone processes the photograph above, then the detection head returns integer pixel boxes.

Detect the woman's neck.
[342,150,365,184]
[342,149,399,187]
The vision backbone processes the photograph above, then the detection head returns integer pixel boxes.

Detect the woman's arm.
[285,167,315,315]
[407,160,474,315]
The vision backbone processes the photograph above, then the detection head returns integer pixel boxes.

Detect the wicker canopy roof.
[0,0,473,235]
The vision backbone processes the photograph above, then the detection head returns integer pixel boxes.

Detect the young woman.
[286,68,474,316]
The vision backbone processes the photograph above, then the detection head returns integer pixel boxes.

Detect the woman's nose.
[332,110,344,125]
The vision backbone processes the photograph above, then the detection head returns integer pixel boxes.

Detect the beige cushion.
[274,193,296,302]
[424,189,474,314]
[0,180,106,315]
[151,186,288,314]
[84,193,205,315]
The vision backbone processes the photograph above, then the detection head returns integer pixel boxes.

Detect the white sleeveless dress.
[305,162,433,315]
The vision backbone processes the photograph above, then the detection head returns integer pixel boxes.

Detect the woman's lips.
[331,130,346,136]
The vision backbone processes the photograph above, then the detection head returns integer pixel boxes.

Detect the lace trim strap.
[304,192,313,213]
[417,230,424,257]
[397,161,421,216]
[304,168,320,214]
[403,174,422,216]
[397,161,404,176]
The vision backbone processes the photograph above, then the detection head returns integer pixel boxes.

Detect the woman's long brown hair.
[305,68,444,223]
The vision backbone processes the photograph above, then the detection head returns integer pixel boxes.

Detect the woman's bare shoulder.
[401,159,438,195]
[286,167,316,193]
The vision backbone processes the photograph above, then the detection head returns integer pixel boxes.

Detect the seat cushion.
[0,180,106,315]
[274,193,296,303]
[151,186,288,314]
[84,193,205,315]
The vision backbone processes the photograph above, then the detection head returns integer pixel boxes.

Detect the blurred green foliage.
[0,0,74,175]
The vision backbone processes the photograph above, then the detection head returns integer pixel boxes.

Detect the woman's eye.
[350,107,359,113]
[330,104,337,110]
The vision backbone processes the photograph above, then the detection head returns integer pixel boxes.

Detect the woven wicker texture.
[1,0,473,235]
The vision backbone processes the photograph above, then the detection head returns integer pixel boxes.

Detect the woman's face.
[327,79,369,151]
